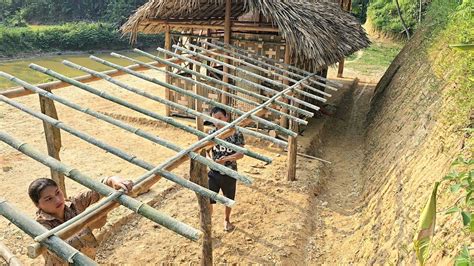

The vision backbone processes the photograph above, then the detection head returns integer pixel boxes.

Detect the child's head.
[210,107,229,129]
[28,178,65,214]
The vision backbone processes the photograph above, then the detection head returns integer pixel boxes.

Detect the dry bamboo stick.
[111,52,308,126]
[213,40,343,90]
[0,71,248,186]
[195,42,334,97]
[0,94,240,202]
[89,56,298,137]
[28,64,271,164]
[0,197,97,265]
[172,45,322,111]
[62,60,289,148]
[156,48,319,116]
[0,241,22,266]
[133,73,315,190]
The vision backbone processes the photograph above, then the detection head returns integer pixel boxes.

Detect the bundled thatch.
[121,0,370,69]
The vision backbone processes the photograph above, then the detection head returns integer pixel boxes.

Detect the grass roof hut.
[121,0,370,119]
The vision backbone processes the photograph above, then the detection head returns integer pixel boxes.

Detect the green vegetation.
[345,42,403,75]
[0,23,163,58]
[414,0,473,264]
[367,0,421,37]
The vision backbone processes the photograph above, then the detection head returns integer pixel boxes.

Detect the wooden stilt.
[287,111,298,181]
[222,0,232,105]
[165,25,172,116]
[39,90,66,197]
[337,59,344,78]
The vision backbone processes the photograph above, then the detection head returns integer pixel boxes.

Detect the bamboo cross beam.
[168,46,322,112]
[133,73,315,189]
[111,52,308,126]
[196,41,335,96]
[139,48,313,118]
[89,56,298,137]
[0,198,98,265]
[62,60,289,148]
[0,94,241,202]
[28,64,272,164]
[0,241,22,266]
[213,40,344,89]
[0,71,249,186]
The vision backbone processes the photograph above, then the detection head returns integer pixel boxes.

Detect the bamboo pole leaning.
[0,71,248,185]
[88,56,298,138]
[0,241,22,266]
[195,41,335,97]
[167,46,321,112]
[0,131,202,241]
[62,60,289,148]
[213,40,343,90]
[0,94,241,202]
[131,72,315,191]
[138,48,314,118]
[0,198,97,265]
[28,64,271,165]
[111,52,308,126]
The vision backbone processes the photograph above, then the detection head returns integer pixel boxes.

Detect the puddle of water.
[0,50,161,90]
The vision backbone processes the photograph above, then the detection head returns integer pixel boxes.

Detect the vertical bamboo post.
[222,0,232,105]
[287,106,298,181]
[279,43,291,129]
[165,25,172,116]
[337,0,351,78]
[39,90,66,197]
[337,59,344,78]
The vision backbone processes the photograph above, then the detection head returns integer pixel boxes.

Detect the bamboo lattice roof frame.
[0,40,342,264]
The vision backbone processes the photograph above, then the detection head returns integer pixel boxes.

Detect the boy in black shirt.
[207,107,244,231]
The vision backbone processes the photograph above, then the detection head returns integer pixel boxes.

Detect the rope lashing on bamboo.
[212,40,343,90]
[0,198,97,265]
[172,45,325,108]
[110,52,308,126]
[160,46,321,112]
[61,60,289,148]
[194,41,334,97]
[88,56,298,138]
[132,73,315,189]
[0,94,243,200]
[137,48,313,118]
[0,71,249,185]
[28,64,272,164]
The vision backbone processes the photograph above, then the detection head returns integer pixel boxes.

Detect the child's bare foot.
[224,221,235,232]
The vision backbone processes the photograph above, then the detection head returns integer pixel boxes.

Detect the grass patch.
[345,41,403,75]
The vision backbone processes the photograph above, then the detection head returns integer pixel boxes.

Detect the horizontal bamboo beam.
[0,71,247,186]
[213,40,343,89]
[90,56,297,138]
[0,94,238,203]
[153,48,313,117]
[113,52,307,126]
[62,59,289,148]
[0,197,97,265]
[0,241,22,266]
[0,131,202,241]
[0,55,193,99]
[28,63,271,164]
[172,45,321,112]
[146,21,279,33]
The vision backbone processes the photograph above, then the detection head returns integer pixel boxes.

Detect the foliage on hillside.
[0,23,163,58]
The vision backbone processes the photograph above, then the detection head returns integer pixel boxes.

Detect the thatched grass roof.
[121,0,370,69]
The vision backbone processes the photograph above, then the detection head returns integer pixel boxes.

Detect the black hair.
[210,106,227,117]
[28,178,58,204]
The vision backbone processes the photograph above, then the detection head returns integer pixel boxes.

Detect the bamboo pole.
[112,52,307,126]
[164,25,172,116]
[38,91,67,197]
[154,47,316,116]
[0,198,97,265]
[137,48,312,117]
[280,44,292,129]
[195,42,334,97]
[222,0,232,106]
[28,64,271,164]
[88,56,298,138]
[0,241,22,266]
[172,45,323,111]
[0,132,202,241]
[0,71,248,186]
[29,109,267,258]
[0,94,240,203]
[61,60,288,148]
[213,40,343,89]
[337,59,344,78]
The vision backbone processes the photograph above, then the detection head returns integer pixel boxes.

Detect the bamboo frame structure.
[0,241,22,266]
